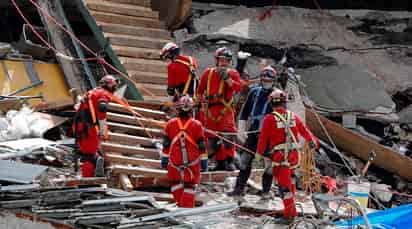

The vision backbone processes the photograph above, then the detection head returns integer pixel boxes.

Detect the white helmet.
[160,42,180,60]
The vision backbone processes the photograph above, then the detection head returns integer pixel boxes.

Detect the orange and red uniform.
[162,117,207,208]
[167,55,198,96]
[257,107,318,219]
[196,67,241,161]
[73,87,111,177]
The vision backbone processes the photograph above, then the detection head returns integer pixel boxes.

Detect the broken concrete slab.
[301,64,395,113]
[0,160,48,184]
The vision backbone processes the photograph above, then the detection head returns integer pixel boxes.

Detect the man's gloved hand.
[161,156,169,169]
[201,156,208,172]
[255,153,262,161]
[237,120,247,143]
[309,140,317,150]
[217,67,230,81]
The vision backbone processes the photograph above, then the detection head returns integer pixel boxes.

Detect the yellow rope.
[300,143,322,194]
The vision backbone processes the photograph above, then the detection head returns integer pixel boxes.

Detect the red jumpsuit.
[73,87,112,177]
[162,117,206,208]
[167,55,199,96]
[257,107,318,219]
[196,67,241,161]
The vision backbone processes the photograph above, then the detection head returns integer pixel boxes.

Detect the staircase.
[84,0,170,102]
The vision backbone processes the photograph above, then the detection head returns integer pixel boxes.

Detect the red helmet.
[175,95,194,111]
[260,66,277,80]
[160,42,180,60]
[268,89,287,104]
[214,47,233,60]
[99,75,119,91]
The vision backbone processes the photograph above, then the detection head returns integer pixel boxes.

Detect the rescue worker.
[196,47,242,171]
[161,95,208,208]
[256,89,318,225]
[160,42,199,98]
[73,75,118,177]
[230,66,278,198]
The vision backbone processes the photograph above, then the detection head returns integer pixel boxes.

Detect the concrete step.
[105,0,151,8]
[128,70,167,84]
[119,57,167,73]
[112,45,161,59]
[105,33,168,49]
[135,83,167,96]
[86,0,157,19]
[99,22,170,40]
[91,11,163,29]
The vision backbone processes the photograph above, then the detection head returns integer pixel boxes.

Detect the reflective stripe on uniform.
[171,183,184,192]
[205,68,233,123]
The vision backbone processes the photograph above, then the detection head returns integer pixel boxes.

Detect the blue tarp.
[335,204,412,229]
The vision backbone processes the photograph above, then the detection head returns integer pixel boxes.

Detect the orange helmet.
[268,89,287,104]
[175,95,194,111]
[99,75,119,92]
[160,42,180,60]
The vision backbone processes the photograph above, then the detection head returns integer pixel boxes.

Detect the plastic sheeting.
[336,204,412,229]
[0,104,67,142]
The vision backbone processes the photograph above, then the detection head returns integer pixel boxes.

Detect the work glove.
[255,153,262,162]
[217,67,230,81]
[201,156,208,172]
[161,156,169,169]
[237,120,247,143]
[309,140,317,150]
[238,51,251,60]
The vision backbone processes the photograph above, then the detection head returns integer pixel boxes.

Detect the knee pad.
[223,135,234,149]
[279,186,291,199]
[207,138,221,153]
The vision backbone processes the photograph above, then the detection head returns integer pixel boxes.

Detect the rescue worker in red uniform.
[73,75,118,177]
[161,95,208,208]
[256,89,318,225]
[160,42,199,98]
[196,47,242,171]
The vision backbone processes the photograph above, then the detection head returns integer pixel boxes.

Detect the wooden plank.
[119,57,167,73]
[86,0,158,19]
[34,99,73,111]
[107,132,160,147]
[129,71,167,84]
[98,22,170,40]
[135,83,167,96]
[108,121,163,137]
[91,11,163,29]
[107,0,151,7]
[142,95,169,103]
[101,142,160,159]
[107,112,166,128]
[127,99,167,111]
[105,153,161,168]
[119,174,134,191]
[114,165,264,184]
[112,165,167,177]
[306,107,412,182]
[108,102,167,120]
[75,0,143,100]
[113,46,163,60]
[105,33,168,49]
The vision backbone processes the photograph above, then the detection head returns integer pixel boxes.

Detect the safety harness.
[249,87,270,129]
[73,91,109,142]
[270,110,301,169]
[174,56,198,97]
[168,118,200,181]
[205,68,233,123]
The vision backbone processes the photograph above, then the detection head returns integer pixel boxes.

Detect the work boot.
[273,217,294,225]
[212,160,226,171]
[227,184,245,197]
[225,157,236,171]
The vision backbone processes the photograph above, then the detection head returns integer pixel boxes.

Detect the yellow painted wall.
[0,60,70,105]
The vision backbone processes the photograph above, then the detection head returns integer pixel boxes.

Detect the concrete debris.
[301,64,395,113]
[0,160,48,184]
